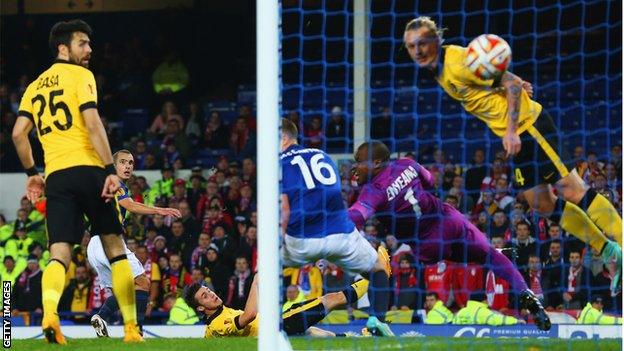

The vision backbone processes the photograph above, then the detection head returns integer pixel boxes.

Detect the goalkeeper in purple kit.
[348,141,551,330]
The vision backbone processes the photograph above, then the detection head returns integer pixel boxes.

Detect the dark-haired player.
[349,141,551,330]
[184,275,369,337]
[12,20,140,343]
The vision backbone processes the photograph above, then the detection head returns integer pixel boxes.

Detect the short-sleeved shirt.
[280,144,354,238]
[349,158,441,239]
[18,60,102,176]
[204,305,258,337]
[436,45,542,137]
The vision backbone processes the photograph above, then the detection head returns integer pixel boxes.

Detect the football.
[465,34,512,80]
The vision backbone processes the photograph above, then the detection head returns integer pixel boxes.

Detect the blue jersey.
[115,181,130,226]
[280,144,354,238]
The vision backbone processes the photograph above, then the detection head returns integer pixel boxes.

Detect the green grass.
[9,337,622,351]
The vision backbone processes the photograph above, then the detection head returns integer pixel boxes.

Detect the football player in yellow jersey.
[402,17,621,293]
[184,274,370,338]
[11,20,142,343]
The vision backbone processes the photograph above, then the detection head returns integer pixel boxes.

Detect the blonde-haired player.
[403,17,621,293]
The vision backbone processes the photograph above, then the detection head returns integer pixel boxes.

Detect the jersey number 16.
[291,154,337,189]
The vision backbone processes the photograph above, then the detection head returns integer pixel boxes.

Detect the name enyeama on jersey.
[281,145,354,238]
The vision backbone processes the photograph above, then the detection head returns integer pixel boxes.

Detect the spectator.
[134,140,148,170]
[151,235,170,262]
[509,221,536,268]
[304,116,323,149]
[203,111,230,149]
[178,200,200,238]
[371,107,392,140]
[282,284,306,312]
[471,187,499,219]
[150,214,172,239]
[0,256,25,288]
[59,265,92,323]
[196,182,222,219]
[592,172,620,209]
[191,233,211,269]
[393,254,420,310]
[287,263,323,300]
[424,292,453,324]
[237,183,256,215]
[493,177,514,211]
[444,195,459,210]
[226,256,254,310]
[185,101,203,140]
[11,255,42,316]
[465,149,487,204]
[237,226,257,271]
[230,116,255,158]
[448,175,474,212]
[5,227,33,261]
[197,244,230,297]
[490,210,511,241]
[562,251,590,309]
[211,225,238,268]
[187,174,205,216]
[147,165,175,206]
[162,254,193,298]
[453,293,524,326]
[161,119,190,158]
[201,198,233,236]
[326,106,348,151]
[149,100,185,136]
[169,179,188,209]
[135,245,161,317]
[168,220,193,265]
[152,52,189,96]
[241,158,256,185]
[237,104,257,132]
[521,255,545,302]
[577,295,623,324]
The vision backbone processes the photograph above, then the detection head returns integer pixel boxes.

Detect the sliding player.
[349,141,551,330]
[402,17,621,293]
[184,274,369,337]
[280,119,393,336]
[88,149,181,336]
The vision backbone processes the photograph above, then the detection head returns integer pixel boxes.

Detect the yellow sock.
[351,279,370,300]
[111,258,137,325]
[559,200,609,252]
[42,260,66,320]
[585,191,622,246]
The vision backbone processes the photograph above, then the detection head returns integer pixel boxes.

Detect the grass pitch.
[9,336,622,351]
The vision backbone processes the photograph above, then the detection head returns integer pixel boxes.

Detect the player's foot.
[90,314,109,338]
[123,323,145,343]
[520,289,551,331]
[42,314,67,345]
[377,246,391,277]
[601,241,622,295]
[365,316,395,337]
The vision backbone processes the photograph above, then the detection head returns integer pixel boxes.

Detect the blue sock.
[98,295,119,324]
[135,290,149,326]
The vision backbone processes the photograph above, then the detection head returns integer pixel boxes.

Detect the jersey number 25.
[290,154,337,189]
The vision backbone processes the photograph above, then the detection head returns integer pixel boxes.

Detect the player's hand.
[145,305,153,317]
[102,174,121,202]
[158,207,182,218]
[521,80,533,98]
[502,130,521,158]
[26,175,45,203]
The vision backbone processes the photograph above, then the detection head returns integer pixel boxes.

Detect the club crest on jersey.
[386,165,419,201]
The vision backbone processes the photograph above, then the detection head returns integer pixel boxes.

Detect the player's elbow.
[11,127,27,144]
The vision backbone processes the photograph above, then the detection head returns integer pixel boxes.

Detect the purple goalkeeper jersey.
[348,158,442,240]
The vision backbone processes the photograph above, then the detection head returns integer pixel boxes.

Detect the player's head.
[49,19,93,67]
[424,292,439,309]
[113,149,134,181]
[403,16,445,68]
[352,141,390,186]
[281,118,299,151]
[184,282,223,317]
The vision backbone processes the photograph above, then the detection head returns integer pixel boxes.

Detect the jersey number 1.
[32,89,73,136]
[291,154,337,189]
[404,188,422,218]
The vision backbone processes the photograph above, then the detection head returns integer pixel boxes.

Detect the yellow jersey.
[204,305,258,338]
[18,60,103,176]
[436,45,542,137]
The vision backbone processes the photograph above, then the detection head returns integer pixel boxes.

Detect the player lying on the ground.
[348,141,551,330]
[184,274,370,337]
[279,118,393,336]
[402,16,621,294]
[88,149,181,337]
